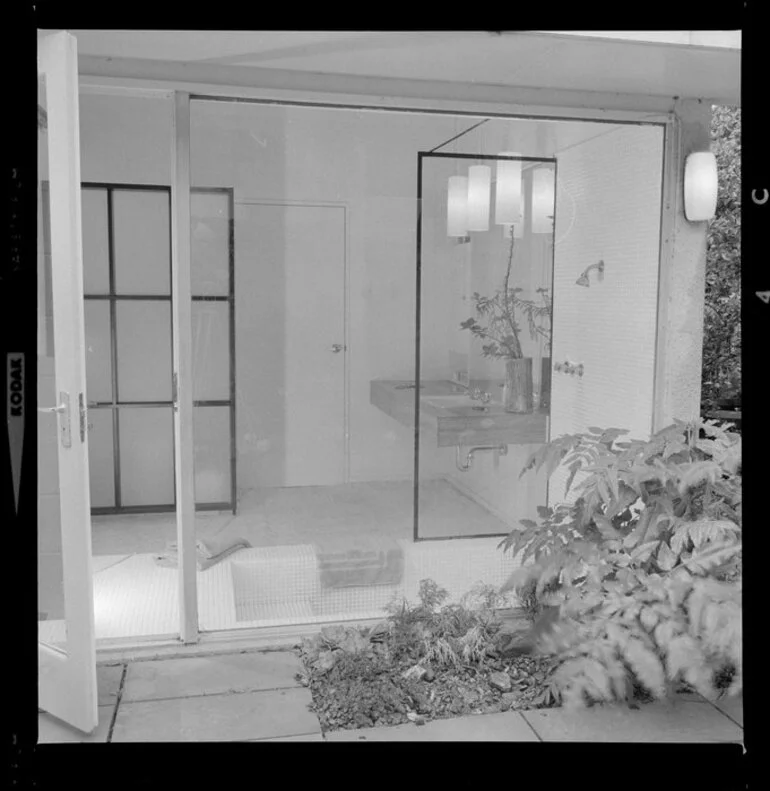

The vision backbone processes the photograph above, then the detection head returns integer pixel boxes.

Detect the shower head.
[576,260,605,288]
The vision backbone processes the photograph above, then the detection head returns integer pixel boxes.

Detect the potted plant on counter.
[459,231,552,413]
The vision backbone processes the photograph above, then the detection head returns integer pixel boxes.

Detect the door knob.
[330,344,346,353]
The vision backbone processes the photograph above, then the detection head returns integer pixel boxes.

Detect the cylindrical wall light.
[684,151,718,222]
[447,175,469,236]
[467,165,491,231]
[495,152,522,225]
[503,181,526,240]
[532,167,555,234]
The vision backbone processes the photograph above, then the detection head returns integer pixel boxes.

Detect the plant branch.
[503,231,524,358]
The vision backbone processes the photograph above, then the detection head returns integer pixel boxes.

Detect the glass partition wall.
[75,89,664,641]
[415,153,554,544]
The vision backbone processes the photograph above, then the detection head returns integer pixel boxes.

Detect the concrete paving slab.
[97,664,124,707]
[111,687,320,742]
[255,732,326,742]
[122,651,302,702]
[38,706,115,743]
[709,695,743,727]
[325,711,539,741]
[521,699,744,742]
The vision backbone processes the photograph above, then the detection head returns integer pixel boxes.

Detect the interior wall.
[189,102,463,487]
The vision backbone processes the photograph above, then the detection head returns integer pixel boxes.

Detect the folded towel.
[154,537,251,571]
[315,536,404,589]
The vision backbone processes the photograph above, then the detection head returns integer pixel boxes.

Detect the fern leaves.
[504,418,742,707]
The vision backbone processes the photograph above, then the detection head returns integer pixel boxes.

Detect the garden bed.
[294,582,564,733]
[296,623,558,733]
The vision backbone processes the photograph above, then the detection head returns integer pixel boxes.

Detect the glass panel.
[188,98,665,634]
[416,154,553,540]
[82,187,110,294]
[84,300,113,402]
[37,74,66,648]
[119,408,175,506]
[113,189,170,295]
[87,408,115,509]
[191,190,230,296]
[116,300,172,402]
[192,301,230,402]
[194,406,231,503]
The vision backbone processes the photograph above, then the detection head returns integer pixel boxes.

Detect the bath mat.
[315,536,404,589]
[154,536,251,571]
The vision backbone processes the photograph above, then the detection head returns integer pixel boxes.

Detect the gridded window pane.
[116,301,172,402]
[82,188,110,294]
[119,408,174,506]
[87,408,115,508]
[84,300,113,402]
[194,406,231,504]
[192,191,230,297]
[113,189,170,295]
[192,302,230,401]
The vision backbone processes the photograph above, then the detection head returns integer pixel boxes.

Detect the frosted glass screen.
[193,406,231,503]
[82,187,110,295]
[87,409,115,508]
[116,301,172,402]
[84,300,113,402]
[192,301,230,401]
[119,408,175,506]
[192,191,230,297]
[113,189,171,295]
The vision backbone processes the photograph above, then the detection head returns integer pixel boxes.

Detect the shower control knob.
[330,344,346,353]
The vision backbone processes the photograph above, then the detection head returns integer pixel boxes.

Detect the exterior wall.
[652,99,712,431]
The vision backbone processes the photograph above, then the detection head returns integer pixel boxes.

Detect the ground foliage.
[500,419,742,708]
[296,581,558,732]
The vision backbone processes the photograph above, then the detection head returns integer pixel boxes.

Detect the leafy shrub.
[702,106,741,414]
[385,579,504,668]
[499,419,742,708]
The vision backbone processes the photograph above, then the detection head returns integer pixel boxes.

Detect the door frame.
[234,196,351,486]
[37,30,99,735]
[80,182,237,515]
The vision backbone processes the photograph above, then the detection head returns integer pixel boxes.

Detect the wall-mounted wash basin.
[370,379,548,448]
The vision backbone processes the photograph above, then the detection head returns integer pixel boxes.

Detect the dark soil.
[296,622,559,733]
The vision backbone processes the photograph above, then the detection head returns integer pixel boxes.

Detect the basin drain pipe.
[456,444,508,471]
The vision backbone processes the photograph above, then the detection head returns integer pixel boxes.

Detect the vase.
[503,357,533,413]
[540,357,552,410]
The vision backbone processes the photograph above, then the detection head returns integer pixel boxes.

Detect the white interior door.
[37,31,98,734]
[236,202,347,487]
[549,124,664,504]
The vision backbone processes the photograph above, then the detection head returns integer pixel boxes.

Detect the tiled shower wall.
[549,124,664,503]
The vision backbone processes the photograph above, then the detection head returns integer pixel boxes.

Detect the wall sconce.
[532,167,555,234]
[467,165,491,231]
[447,175,469,237]
[494,152,522,226]
[576,260,605,287]
[684,151,718,222]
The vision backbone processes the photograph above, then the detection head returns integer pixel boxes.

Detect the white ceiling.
[65,30,741,105]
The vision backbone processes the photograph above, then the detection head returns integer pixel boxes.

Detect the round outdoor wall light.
[684,151,718,222]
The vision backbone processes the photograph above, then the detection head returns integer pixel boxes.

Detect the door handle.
[38,391,72,448]
[38,403,67,414]
[330,344,346,353]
